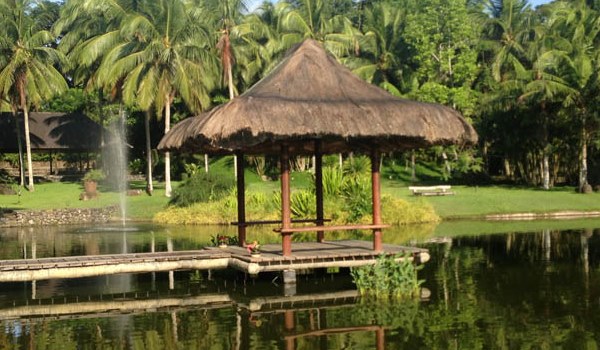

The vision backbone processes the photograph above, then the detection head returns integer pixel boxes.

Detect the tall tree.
[548,0,600,190]
[56,0,158,193]
[348,0,414,96]
[276,0,358,57]
[0,0,68,191]
[96,0,218,197]
[507,15,577,189]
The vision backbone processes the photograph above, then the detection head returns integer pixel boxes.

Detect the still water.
[1,221,599,349]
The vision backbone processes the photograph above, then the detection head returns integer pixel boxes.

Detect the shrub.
[342,174,371,222]
[382,196,440,225]
[291,190,316,218]
[351,254,424,299]
[170,172,234,207]
[321,166,343,196]
[343,155,371,178]
[83,169,105,182]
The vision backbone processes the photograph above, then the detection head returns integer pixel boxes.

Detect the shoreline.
[4,206,600,228]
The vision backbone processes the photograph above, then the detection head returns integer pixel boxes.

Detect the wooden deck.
[0,240,429,282]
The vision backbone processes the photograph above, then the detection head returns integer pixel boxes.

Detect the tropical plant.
[0,0,68,191]
[276,0,358,57]
[548,0,600,191]
[320,166,343,196]
[170,172,234,207]
[291,189,315,218]
[351,253,424,299]
[82,168,105,182]
[210,234,238,246]
[348,1,411,95]
[95,0,218,197]
[342,174,371,222]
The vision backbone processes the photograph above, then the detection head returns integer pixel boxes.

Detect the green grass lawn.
[0,180,173,220]
[383,182,600,219]
[3,159,600,221]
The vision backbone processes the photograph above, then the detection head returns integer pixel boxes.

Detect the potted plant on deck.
[217,235,228,248]
[246,241,261,258]
[82,169,105,198]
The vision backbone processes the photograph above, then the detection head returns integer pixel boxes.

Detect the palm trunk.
[542,149,550,190]
[164,96,172,197]
[227,61,238,178]
[18,77,34,191]
[145,110,153,195]
[579,127,588,191]
[23,107,34,191]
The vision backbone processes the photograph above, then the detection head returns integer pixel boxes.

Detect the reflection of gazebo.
[159,39,477,256]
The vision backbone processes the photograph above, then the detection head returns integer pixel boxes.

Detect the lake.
[1,220,599,349]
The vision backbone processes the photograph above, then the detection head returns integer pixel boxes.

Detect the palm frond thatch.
[159,39,477,155]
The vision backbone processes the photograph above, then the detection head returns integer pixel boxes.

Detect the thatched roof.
[159,39,478,155]
[0,112,103,152]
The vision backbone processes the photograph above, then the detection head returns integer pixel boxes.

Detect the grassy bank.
[383,183,600,219]
[0,180,172,220]
[2,173,600,222]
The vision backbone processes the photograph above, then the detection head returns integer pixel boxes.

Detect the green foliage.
[128,158,144,175]
[42,88,88,112]
[343,155,371,178]
[291,190,316,218]
[381,196,440,226]
[170,172,235,207]
[82,169,105,182]
[210,234,239,246]
[321,166,344,196]
[351,253,424,299]
[342,174,372,222]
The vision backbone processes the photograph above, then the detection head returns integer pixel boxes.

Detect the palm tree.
[479,0,539,183]
[56,0,157,193]
[276,0,358,57]
[96,0,218,197]
[348,1,412,96]
[508,19,577,189]
[548,0,600,191]
[0,0,68,191]
[481,0,533,83]
[203,0,251,176]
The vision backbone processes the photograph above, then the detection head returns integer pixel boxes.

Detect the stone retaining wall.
[0,206,117,227]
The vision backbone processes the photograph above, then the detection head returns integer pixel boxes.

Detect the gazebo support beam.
[371,150,383,252]
[236,152,246,246]
[281,145,292,256]
[315,141,324,242]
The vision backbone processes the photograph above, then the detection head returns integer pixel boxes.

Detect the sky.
[529,0,553,6]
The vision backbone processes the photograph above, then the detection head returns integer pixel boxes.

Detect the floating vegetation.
[351,254,424,299]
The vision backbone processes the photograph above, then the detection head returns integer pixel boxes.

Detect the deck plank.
[0,240,428,282]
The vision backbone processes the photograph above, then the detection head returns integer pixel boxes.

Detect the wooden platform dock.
[0,240,429,283]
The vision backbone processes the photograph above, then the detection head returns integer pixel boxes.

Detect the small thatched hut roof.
[159,39,477,155]
[0,112,104,152]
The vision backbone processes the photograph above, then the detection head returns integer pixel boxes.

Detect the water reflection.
[2,222,600,348]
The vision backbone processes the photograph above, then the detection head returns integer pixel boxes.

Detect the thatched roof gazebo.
[0,112,104,152]
[159,39,477,256]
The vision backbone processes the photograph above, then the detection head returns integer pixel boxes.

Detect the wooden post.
[371,150,383,252]
[376,327,385,350]
[285,310,295,350]
[281,145,292,256]
[315,141,324,242]
[236,152,246,246]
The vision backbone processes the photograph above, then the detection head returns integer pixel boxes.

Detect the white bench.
[408,185,453,196]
